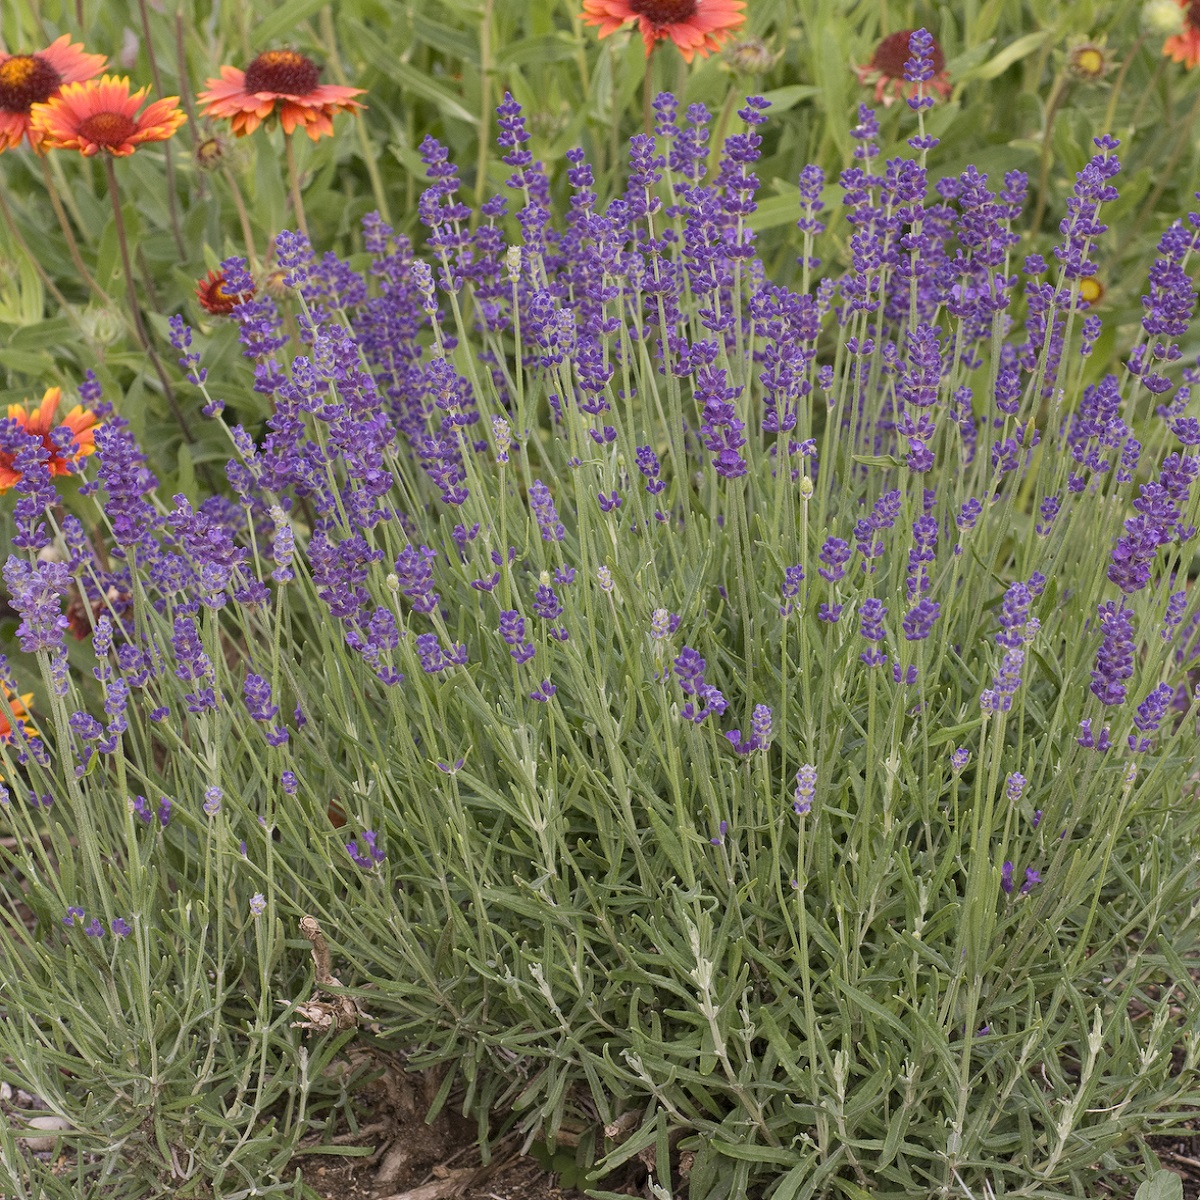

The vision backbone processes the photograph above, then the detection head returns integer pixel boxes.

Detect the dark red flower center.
[243,50,321,96]
[0,54,62,113]
[628,0,698,25]
[77,111,138,148]
[1187,0,1200,31]
[871,29,946,79]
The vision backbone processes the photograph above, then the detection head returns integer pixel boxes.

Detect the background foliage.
[2,1,1200,1199]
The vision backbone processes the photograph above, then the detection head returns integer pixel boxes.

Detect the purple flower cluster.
[346,829,385,870]
[673,647,728,724]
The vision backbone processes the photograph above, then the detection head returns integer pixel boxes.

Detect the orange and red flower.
[0,35,106,153]
[1164,0,1200,68]
[0,687,35,743]
[29,75,186,156]
[0,387,101,492]
[197,50,365,141]
[580,0,746,62]
[854,30,953,107]
[196,268,255,315]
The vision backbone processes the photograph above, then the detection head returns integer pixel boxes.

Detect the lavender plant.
[3,29,1200,1200]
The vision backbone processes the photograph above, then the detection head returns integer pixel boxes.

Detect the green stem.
[1131,84,1200,248]
[223,166,259,270]
[103,154,195,441]
[473,0,494,222]
[174,8,200,150]
[38,154,109,306]
[643,55,653,136]
[707,84,740,181]
[0,184,73,312]
[136,0,187,258]
[1030,71,1069,234]
[1100,32,1145,136]
[284,131,310,240]
[318,7,390,224]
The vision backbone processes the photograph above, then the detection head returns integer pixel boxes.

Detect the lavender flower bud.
[793,764,817,814]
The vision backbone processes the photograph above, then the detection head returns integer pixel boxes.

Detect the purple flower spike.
[346,829,386,870]
[529,479,566,542]
[1091,601,1135,705]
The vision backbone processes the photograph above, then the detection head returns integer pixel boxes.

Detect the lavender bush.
[2,30,1200,1199]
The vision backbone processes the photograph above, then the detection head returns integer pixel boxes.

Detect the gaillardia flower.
[855,29,952,106]
[580,0,747,62]
[1163,0,1200,66]
[0,387,101,491]
[0,687,34,742]
[196,268,255,315]
[0,35,106,152]
[29,75,186,156]
[197,50,365,141]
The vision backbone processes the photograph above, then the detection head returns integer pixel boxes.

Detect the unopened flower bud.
[1063,36,1115,84]
[724,36,779,75]
[799,476,814,501]
[195,135,227,171]
[1143,0,1185,36]
[505,246,522,279]
[79,306,123,347]
[493,415,512,464]
[385,573,400,592]
[411,260,435,298]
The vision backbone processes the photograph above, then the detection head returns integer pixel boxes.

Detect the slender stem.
[284,132,310,240]
[473,0,494,223]
[1128,54,1169,133]
[643,59,653,136]
[223,166,259,270]
[38,154,110,306]
[136,0,187,258]
[318,7,389,224]
[1101,32,1146,137]
[174,8,200,151]
[1132,84,1200,250]
[0,185,73,312]
[707,85,741,182]
[103,155,195,442]
[1031,71,1068,234]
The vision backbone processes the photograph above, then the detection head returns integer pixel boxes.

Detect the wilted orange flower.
[580,0,746,62]
[0,35,106,152]
[1164,0,1200,67]
[196,268,255,315]
[854,30,953,107]
[0,687,35,742]
[0,387,101,492]
[197,50,365,141]
[29,75,186,156]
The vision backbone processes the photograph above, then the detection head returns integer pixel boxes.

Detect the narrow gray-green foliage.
[1,3,1200,1200]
